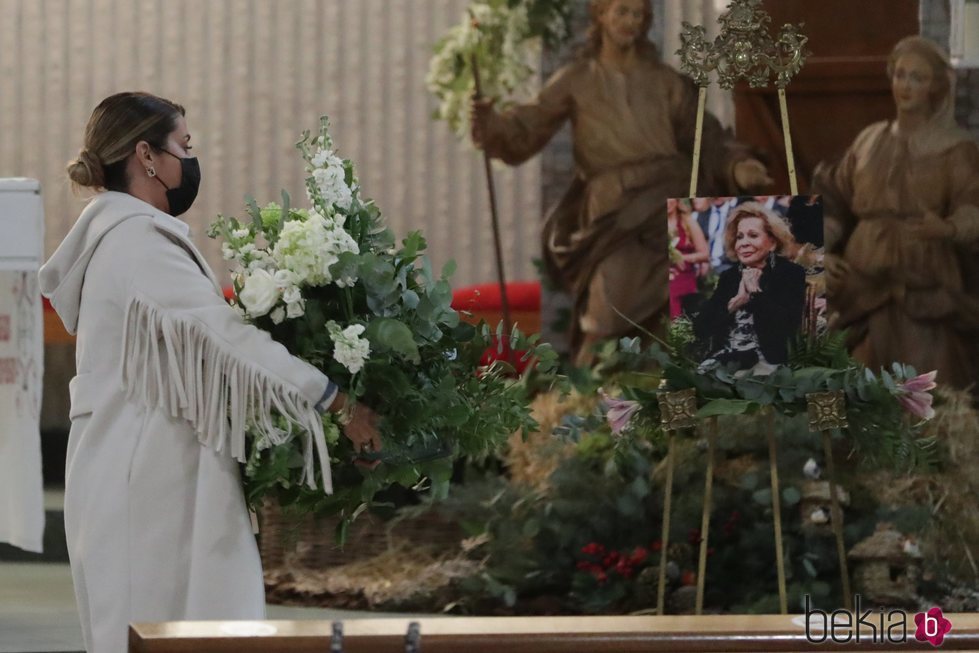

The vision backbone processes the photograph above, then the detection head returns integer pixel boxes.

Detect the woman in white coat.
[39,92,381,653]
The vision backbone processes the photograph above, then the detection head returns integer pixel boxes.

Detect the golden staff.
[695,416,718,614]
[469,14,513,341]
[807,390,854,612]
[655,388,698,615]
[766,408,788,613]
[676,23,716,198]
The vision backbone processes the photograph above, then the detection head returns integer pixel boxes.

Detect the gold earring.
[146,166,156,177]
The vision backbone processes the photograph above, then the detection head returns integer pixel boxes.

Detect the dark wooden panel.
[733,1,920,193]
[763,0,918,58]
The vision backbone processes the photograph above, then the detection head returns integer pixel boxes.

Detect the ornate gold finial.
[657,388,698,430]
[677,22,716,87]
[713,0,772,89]
[675,0,810,90]
[807,391,848,431]
[760,23,810,89]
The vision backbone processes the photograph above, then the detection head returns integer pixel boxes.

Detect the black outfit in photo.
[693,255,807,366]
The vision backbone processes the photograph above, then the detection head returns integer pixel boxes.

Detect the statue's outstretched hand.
[733,158,774,191]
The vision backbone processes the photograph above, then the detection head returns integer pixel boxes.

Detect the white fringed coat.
[39,192,336,653]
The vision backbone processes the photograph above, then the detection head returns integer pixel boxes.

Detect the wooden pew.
[130,614,979,652]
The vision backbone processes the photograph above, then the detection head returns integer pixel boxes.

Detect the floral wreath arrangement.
[208,117,557,530]
[426,0,573,139]
[423,328,945,615]
[599,324,938,471]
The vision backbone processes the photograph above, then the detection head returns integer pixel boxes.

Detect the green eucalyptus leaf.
[366,317,420,363]
[245,195,263,232]
[752,488,772,506]
[782,486,801,506]
[401,231,426,259]
[803,558,818,578]
[697,399,756,417]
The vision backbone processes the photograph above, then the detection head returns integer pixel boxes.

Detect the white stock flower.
[232,228,250,240]
[238,268,280,317]
[270,306,286,324]
[310,148,337,169]
[312,165,353,211]
[327,321,371,374]
[271,210,359,287]
[221,243,236,260]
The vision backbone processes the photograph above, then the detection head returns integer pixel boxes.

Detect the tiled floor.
[0,560,430,653]
[2,490,436,652]
[0,563,80,653]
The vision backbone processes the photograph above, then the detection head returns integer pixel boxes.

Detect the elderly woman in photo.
[694,202,806,374]
[813,36,979,391]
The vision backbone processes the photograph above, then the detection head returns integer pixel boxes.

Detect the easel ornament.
[677,0,810,195]
[669,0,811,615]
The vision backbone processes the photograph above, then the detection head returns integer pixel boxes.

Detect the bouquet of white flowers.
[209,117,557,525]
[427,0,573,139]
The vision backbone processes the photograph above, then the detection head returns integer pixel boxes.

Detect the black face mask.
[154,149,201,216]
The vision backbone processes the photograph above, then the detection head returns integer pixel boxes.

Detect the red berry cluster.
[576,542,655,584]
[722,510,742,537]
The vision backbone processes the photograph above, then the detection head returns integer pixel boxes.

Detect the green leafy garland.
[605,325,938,472]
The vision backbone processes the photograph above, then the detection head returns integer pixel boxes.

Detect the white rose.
[239,268,279,316]
[274,269,298,289]
[282,286,302,305]
[286,300,305,319]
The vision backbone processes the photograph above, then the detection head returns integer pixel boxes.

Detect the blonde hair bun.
[67,149,106,189]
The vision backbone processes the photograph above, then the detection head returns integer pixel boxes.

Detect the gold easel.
[674,0,810,615]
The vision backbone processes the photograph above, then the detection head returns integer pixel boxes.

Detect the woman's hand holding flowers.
[329,392,383,467]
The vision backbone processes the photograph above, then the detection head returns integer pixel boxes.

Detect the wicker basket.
[257,499,463,572]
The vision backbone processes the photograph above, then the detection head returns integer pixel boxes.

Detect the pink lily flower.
[900,370,937,394]
[896,370,937,421]
[600,389,641,435]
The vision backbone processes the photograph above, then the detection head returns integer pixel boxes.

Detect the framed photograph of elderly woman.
[668,195,825,375]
